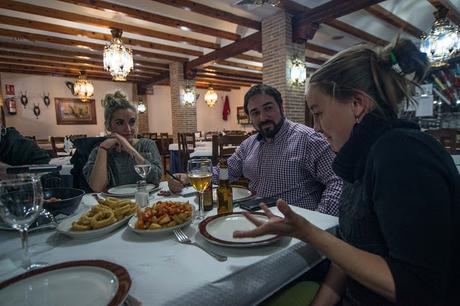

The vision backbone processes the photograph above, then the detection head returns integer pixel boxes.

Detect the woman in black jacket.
[234,38,459,306]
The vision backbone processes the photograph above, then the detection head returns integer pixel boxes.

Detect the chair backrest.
[204,131,219,141]
[158,133,171,155]
[69,134,86,142]
[70,136,107,192]
[426,129,459,154]
[211,134,248,165]
[178,133,196,172]
[24,135,36,141]
[50,136,65,156]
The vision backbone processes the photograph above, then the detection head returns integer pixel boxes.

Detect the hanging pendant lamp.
[73,71,94,102]
[103,28,134,81]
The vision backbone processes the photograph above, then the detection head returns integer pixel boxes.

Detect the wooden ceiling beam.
[0,15,202,57]
[305,43,337,56]
[282,0,388,46]
[0,66,146,82]
[0,29,189,62]
[0,1,219,49]
[0,56,158,76]
[200,66,262,79]
[195,82,240,90]
[294,0,385,24]
[365,5,424,37]
[196,73,261,84]
[195,84,231,92]
[214,60,262,71]
[138,71,170,89]
[150,0,260,30]
[184,32,261,78]
[0,62,151,79]
[0,42,171,70]
[195,78,252,87]
[58,0,240,41]
[427,0,460,27]
[233,54,263,63]
[293,0,386,42]
[0,50,164,74]
[305,56,326,65]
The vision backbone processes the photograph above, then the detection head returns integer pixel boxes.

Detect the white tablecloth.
[0,182,338,305]
[49,156,73,176]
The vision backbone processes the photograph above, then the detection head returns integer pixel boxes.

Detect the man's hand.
[167,173,189,193]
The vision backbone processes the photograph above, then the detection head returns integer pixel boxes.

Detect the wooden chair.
[50,136,65,157]
[178,133,196,171]
[24,135,36,141]
[159,133,172,173]
[69,134,86,142]
[204,131,219,141]
[211,134,248,166]
[425,129,459,154]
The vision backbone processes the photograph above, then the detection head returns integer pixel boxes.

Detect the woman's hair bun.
[102,90,127,108]
[385,38,429,82]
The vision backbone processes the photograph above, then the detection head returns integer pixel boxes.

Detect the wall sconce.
[182,85,197,107]
[137,97,146,113]
[290,57,307,86]
[204,84,218,107]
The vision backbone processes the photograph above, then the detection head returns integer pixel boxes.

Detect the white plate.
[127,203,194,236]
[56,211,132,240]
[104,183,160,197]
[212,186,254,203]
[0,260,130,306]
[199,212,280,247]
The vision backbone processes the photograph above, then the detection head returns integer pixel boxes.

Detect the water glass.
[0,175,45,270]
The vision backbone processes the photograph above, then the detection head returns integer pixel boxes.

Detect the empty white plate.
[199,212,280,247]
[0,260,130,306]
[104,183,160,197]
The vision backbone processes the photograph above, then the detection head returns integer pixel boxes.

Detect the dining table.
[0,182,338,306]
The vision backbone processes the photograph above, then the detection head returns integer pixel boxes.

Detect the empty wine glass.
[187,158,212,220]
[0,175,45,270]
[134,152,153,182]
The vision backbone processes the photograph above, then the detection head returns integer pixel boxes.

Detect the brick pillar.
[133,83,149,134]
[262,11,306,123]
[170,62,197,141]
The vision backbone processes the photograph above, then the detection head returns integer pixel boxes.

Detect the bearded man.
[169,85,343,215]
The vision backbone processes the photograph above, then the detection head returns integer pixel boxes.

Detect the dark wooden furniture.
[425,128,460,154]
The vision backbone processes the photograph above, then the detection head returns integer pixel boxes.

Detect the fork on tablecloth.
[173,229,227,262]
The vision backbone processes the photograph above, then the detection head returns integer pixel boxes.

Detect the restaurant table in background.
[48,156,73,187]
[0,182,338,305]
[452,154,460,173]
[169,141,213,173]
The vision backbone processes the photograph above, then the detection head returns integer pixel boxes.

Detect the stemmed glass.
[134,152,153,183]
[187,158,212,220]
[0,175,45,270]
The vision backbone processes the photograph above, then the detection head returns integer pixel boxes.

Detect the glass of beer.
[187,158,212,220]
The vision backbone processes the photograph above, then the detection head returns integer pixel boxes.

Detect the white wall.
[146,85,253,135]
[1,72,133,139]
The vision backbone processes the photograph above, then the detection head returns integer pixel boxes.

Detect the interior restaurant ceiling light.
[73,71,94,102]
[182,85,197,107]
[204,85,218,108]
[103,28,134,81]
[234,0,280,6]
[290,57,307,86]
[420,7,459,67]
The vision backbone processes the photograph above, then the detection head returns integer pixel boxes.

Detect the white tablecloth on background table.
[49,156,73,176]
[0,182,338,305]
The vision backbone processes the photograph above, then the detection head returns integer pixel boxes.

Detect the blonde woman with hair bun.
[83,91,162,192]
[234,39,459,305]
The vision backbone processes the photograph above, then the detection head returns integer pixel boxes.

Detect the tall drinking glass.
[187,158,212,220]
[0,175,44,270]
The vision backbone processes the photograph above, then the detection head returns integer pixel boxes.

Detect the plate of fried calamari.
[56,197,138,239]
[128,201,194,236]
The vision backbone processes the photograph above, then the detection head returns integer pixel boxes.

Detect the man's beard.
[258,118,285,139]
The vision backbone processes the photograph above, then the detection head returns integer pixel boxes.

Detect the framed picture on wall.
[237,106,251,125]
[55,98,97,125]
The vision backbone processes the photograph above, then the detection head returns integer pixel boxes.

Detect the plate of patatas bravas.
[56,197,138,239]
[128,201,194,235]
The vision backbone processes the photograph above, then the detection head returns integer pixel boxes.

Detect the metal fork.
[173,229,227,262]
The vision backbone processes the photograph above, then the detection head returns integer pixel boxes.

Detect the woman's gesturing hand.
[233,199,316,241]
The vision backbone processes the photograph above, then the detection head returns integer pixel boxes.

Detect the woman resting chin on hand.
[83,91,163,192]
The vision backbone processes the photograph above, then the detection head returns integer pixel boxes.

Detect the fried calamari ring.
[91,210,116,229]
[71,222,91,231]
